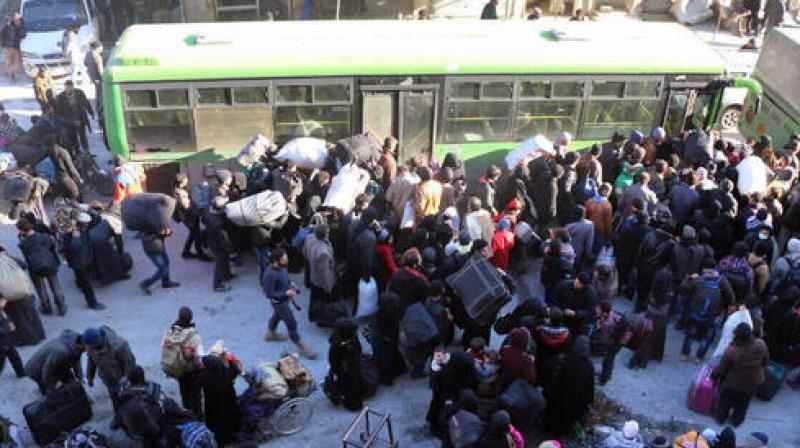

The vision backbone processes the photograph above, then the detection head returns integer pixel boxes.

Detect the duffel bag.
[0,254,34,302]
[224,190,287,227]
[336,133,381,165]
[400,302,439,348]
[2,171,34,202]
[757,361,788,401]
[121,193,176,233]
[323,164,370,213]
[237,134,274,168]
[23,382,92,446]
[277,354,314,393]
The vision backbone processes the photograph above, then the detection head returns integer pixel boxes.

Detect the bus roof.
[106,19,727,83]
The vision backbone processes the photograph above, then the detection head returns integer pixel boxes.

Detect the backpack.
[161,326,202,378]
[720,268,749,302]
[177,422,217,448]
[448,410,486,448]
[690,277,722,323]
[118,388,162,442]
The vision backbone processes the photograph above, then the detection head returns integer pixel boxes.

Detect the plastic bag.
[323,164,370,213]
[0,254,34,302]
[355,277,378,319]
[504,135,554,171]
[711,308,753,360]
[400,200,415,229]
[274,137,328,169]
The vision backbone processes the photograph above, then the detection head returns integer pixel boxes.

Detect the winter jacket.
[374,242,399,287]
[84,50,104,83]
[24,329,84,391]
[86,326,137,388]
[476,178,498,215]
[55,89,94,126]
[205,210,232,254]
[385,172,419,223]
[620,183,657,217]
[303,234,336,293]
[667,182,700,226]
[413,180,443,222]
[585,197,613,240]
[768,252,800,293]
[553,280,599,327]
[19,232,60,276]
[64,229,94,271]
[670,243,705,287]
[499,328,536,388]
[566,219,595,264]
[141,233,165,255]
[490,229,515,270]
[0,21,26,49]
[712,339,769,395]
[679,269,736,318]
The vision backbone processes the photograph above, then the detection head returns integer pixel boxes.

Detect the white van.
[19,0,97,78]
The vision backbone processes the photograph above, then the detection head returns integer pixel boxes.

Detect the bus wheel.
[720,106,742,130]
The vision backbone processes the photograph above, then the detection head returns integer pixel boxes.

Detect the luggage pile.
[2,170,34,203]
[245,355,315,402]
[225,190,288,227]
[121,193,176,234]
[237,134,276,168]
[23,382,93,446]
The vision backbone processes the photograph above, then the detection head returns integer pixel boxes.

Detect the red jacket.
[490,229,515,270]
[374,242,398,287]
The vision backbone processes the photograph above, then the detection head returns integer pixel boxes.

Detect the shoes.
[162,281,180,289]
[88,302,106,311]
[56,304,67,316]
[214,284,232,293]
[140,283,152,296]
[198,254,214,262]
[228,273,238,280]
[39,306,53,315]
[181,251,197,259]
[679,354,689,361]
[294,341,317,360]
[265,330,288,341]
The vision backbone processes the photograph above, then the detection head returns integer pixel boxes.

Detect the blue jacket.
[262,266,290,302]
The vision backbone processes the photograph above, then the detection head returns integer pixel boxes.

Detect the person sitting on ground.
[327,320,364,412]
[602,420,645,448]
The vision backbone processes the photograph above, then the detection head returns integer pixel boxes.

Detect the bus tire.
[720,106,742,130]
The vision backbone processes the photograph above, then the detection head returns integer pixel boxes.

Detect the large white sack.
[736,156,768,195]
[274,138,329,169]
[505,135,554,171]
[237,134,274,168]
[671,0,714,24]
[323,164,370,213]
[225,190,288,227]
[711,308,753,360]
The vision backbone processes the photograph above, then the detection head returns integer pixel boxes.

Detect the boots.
[265,329,288,341]
[294,341,317,360]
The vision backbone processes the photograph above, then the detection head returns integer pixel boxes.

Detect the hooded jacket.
[712,338,769,394]
[24,329,83,391]
[499,328,536,388]
[303,233,336,293]
[86,326,136,387]
[18,231,60,275]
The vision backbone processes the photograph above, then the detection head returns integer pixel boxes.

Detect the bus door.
[663,83,721,136]
[360,85,438,165]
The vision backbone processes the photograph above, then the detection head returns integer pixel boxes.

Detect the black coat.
[557,166,578,223]
[529,157,557,223]
[426,351,479,432]
[205,211,232,254]
[541,350,594,436]
[18,232,60,275]
[63,229,93,271]
[328,332,363,411]
[347,228,376,281]
[3,296,46,346]
[55,89,94,126]
[374,292,407,382]
[388,267,429,308]
[553,281,599,330]
[89,220,127,284]
[667,182,700,227]
[763,301,800,365]
[197,355,242,446]
[24,329,83,392]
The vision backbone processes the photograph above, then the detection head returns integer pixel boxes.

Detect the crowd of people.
[2,89,800,446]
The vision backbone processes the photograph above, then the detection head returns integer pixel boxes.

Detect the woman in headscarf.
[441,152,466,182]
[388,248,429,308]
[426,350,478,437]
[327,320,364,411]
[373,291,407,385]
[476,410,524,448]
[196,343,242,445]
[499,328,536,389]
[541,335,595,436]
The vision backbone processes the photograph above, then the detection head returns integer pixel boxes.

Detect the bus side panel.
[739,91,800,148]
[105,83,129,159]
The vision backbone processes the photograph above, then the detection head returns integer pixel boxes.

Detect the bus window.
[274,105,351,144]
[233,86,269,105]
[445,102,513,142]
[126,110,195,152]
[591,81,625,98]
[514,100,580,140]
[277,85,312,103]
[552,82,584,98]
[626,81,661,97]
[519,81,551,98]
[583,99,658,140]
[158,89,190,108]
[126,90,156,109]
[482,82,513,99]
[198,87,233,106]
[449,82,480,100]
[314,84,350,103]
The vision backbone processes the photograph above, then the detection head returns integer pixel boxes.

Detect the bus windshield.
[23,0,88,32]
[754,30,800,109]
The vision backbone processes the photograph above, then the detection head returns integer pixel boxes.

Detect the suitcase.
[23,381,92,445]
[687,364,718,415]
[446,255,510,325]
[756,361,788,401]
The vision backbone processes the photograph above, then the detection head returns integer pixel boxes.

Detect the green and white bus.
[103,19,756,178]
[739,27,800,148]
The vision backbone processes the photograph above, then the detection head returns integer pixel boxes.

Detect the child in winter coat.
[466,337,499,379]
